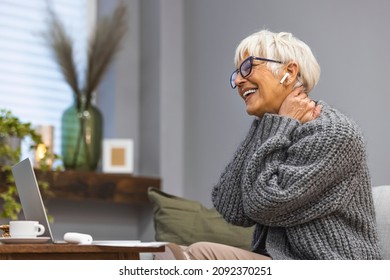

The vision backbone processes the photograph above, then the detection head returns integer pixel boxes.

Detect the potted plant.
[0,109,59,220]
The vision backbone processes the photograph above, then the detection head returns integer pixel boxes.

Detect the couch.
[372,185,390,259]
[148,185,390,259]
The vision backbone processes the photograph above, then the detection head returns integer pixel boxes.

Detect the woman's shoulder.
[296,100,365,143]
[318,101,362,131]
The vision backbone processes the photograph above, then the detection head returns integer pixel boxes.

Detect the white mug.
[9,221,45,238]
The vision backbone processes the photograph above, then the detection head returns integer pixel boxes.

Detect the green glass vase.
[61,101,103,171]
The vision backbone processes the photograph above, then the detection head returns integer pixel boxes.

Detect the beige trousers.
[155,242,271,260]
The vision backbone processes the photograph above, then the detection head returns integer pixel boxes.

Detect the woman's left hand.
[279,87,322,124]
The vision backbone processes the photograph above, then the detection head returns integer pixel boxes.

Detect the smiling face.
[234,55,292,118]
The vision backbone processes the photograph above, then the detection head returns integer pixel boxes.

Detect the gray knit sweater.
[212,101,382,259]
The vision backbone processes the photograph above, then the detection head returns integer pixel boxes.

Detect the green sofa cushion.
[148,187,254,250]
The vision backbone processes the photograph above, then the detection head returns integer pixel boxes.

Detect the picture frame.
[102,139,134,174]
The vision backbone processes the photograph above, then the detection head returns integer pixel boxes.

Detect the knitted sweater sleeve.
[212,107,367,227]
[210,119,261,227]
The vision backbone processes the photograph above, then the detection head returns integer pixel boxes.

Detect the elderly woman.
[161,30,382,260]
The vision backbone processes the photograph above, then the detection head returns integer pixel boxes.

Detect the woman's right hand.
[279,87,322,124]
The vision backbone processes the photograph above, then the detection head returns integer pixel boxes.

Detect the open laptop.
[11,158,143,246]
[11,158,57,242]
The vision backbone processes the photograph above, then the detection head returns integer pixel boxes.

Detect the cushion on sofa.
[148,187,254,250]
[372,185,390,260]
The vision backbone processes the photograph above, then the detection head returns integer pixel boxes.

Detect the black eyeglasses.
[230,56,282,88]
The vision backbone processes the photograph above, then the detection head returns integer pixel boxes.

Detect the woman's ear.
[284,62,299,85]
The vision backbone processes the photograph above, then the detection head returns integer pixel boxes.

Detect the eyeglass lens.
[240,57,253,77]
[230,71,238,88]
[230,57,253,88]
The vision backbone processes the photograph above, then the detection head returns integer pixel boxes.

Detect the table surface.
[0,243,165,260]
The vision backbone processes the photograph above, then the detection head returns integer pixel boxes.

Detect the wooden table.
[0,243,165,260]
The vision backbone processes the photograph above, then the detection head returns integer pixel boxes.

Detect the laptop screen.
[11,158,54,241]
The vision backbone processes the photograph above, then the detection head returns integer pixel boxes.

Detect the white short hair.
[234,30,320,93]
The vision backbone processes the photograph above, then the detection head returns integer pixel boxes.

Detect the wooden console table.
[39,170,161,205]
[0,169,161,205]
[0,243,165,260]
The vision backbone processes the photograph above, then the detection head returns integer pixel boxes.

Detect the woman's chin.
[246,108,258,117]
[245,104,257,116]
[246,106,265,118]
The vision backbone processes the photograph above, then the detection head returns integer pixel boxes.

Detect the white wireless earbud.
[279,73,290,84]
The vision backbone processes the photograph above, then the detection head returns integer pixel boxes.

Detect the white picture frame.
[102,139,134,174]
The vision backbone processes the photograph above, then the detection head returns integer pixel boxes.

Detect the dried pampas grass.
[43,1,128,112]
